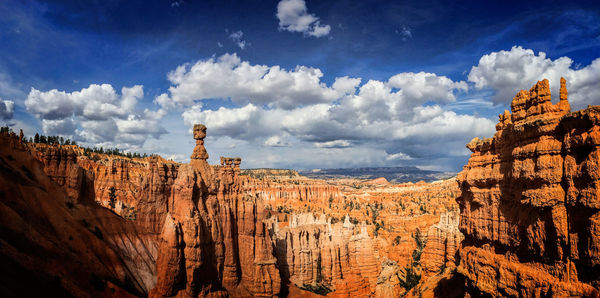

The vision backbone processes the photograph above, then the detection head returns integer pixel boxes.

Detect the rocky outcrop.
[3,119,467,297]
[32,143,179,237]
[244,178,342,207]
[420,211,462,278]
[150,125,280,297]
[457,78,600,296]
[6,123,281,297]
[271,214,382,297]
[33,144,94,204]
[0,132,155,297]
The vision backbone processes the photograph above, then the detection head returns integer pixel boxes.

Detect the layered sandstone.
[457,78,600,296]
[244,170,461,296]
[270,214,382,296]
[0,131,155,296]
[150,124,280,297]
[420,211,462,278]
[32,143,179,237]
[3,124,282,297]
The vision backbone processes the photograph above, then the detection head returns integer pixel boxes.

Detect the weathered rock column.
[190,124,214,185]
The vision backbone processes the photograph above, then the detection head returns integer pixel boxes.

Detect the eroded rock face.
[244,170,461,296]
[24,125,281,297]
[150,131,281,297]
[457,78,600,296]
[0,133,155,297]
[420,211,462,278]
[271,214,382,296]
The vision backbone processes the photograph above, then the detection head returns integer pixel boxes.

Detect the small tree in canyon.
[108,187,117,209]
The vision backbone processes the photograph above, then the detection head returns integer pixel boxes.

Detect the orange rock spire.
[190,123,208,160]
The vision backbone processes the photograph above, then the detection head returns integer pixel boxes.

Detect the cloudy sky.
[1,0,599,171]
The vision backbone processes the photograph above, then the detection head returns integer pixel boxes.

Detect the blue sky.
[1,0,599,171]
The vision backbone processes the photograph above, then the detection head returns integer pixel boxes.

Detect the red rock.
[0,132,155,296]
[456,78,600,296]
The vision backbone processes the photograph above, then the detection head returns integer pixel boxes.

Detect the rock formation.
[151,125,280,297]
[457,78,600,296]
[420,211,462,278]
[0,131,155,297]
[270,213,382,296]
[1,124,282,297]
[243,170,461,296]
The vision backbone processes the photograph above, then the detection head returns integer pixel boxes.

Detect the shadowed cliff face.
[457,78,600,296]
[0,124,281,297]
[0,132,155,297]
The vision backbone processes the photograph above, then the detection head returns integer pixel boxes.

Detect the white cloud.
[25,84,143,120]
[468,46,600,108]
[314,140,351,148]
[264,135,289,147]
[276,0,331,37]
[0,99,14,120]
[25,84,166,147]
[227,30,248,49]
[386,152,412,161]
[168,54,490,170]
[158,53,354,109]
[25,46,589,170]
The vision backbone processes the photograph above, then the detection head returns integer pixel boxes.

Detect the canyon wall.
[0,132,155,296]
[457,78,600,296]
[3,124,281,297]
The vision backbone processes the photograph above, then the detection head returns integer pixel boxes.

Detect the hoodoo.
[457,78,600,296]
[151,124,280,297]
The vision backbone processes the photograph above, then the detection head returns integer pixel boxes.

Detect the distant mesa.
[364,177,390,185]
[299,166,455,183]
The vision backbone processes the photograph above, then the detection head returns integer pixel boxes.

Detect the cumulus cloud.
[276,0,331,37]
[314,140,351,148]
[227,29,248,49]
[0,99,14,120]
[25,84,166,147]
[468,46,600,108]
[264,135,289,147]
[158,53,354,109]
[168,53,491,169]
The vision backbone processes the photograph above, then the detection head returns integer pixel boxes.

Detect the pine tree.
[34,133,40,143]
[108,187,117,209]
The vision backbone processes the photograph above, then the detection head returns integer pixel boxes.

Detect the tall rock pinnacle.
[191,124,208,160]
[189,124,212,178]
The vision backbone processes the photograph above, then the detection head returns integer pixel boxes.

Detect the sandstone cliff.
[1,124,282,297]
[457,78,600,296]
[151,127,280,297]
[0,131,155,296]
